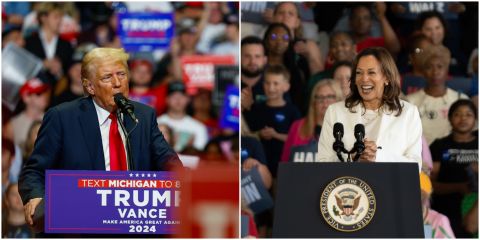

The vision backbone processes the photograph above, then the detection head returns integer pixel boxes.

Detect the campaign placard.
[289,140,320,162]
[181,55,235,95]
[219,85,239,131]
[45,170,180,234]
[117,12,174,52]
[241,168,273,214]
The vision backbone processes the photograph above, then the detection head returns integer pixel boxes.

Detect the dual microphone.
[332,123,365,162]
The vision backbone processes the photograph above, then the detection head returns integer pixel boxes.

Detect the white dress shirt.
[93,100,128,170]
[39,29,58,60]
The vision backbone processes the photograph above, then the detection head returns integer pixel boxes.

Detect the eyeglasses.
[314,95,336,102]
[98,72,128,83]
[270,33,290,42]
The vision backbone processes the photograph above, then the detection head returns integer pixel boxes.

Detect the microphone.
[113,93,138,123]
[353,124,365,161]
[332,123,345,162]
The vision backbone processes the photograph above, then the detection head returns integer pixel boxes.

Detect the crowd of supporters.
[240,2,478,238]
[2,2,239,237]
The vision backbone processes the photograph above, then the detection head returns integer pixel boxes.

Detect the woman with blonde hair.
[281,79,342,162]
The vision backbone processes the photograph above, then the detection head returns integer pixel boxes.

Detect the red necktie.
[109,113,127,171]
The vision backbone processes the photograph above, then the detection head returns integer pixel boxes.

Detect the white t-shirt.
[157,114,208,152]
[406,88,468,145]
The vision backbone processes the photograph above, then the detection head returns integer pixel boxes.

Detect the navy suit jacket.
[19,97,182,204]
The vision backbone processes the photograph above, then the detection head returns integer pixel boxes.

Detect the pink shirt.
[281,118,316,162]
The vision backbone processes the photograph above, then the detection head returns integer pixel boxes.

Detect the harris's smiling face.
[354,55,388,109]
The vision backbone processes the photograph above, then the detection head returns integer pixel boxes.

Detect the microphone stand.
[117,110,138,171]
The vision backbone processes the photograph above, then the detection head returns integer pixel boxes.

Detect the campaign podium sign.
[45,170,180,234]
[273,162,424,238]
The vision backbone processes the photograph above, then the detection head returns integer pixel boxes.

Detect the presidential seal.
[319,176,376,232]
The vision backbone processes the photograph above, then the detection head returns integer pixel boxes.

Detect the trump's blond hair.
[81,48,129,95]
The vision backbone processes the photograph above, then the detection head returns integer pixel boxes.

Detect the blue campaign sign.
[241,168,274,214]
[117,13,175,52]
[45,170,181,234]
[219,85,239,131]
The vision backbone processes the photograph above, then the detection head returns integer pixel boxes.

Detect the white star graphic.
[135,173,139,177]
[147,174,151,177]
[153,173,157,178]
[129,173,133,177]
[141,173,145,177]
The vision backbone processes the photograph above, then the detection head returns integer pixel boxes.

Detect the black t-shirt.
[430,134,478,183]
[244,102,301,177]
[429,134,478,238]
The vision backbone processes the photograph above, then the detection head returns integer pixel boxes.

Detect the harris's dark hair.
[345,47,403,116]
[448,99,477,120]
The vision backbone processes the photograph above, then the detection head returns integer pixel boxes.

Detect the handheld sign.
[241,168,273,214]
[45,170,180,234]
[117,13,175,52]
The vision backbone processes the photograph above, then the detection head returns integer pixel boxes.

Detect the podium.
[272,162,424,238]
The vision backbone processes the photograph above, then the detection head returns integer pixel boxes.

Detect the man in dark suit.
[18,47,182,229]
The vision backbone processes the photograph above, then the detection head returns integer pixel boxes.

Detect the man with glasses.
[19,48,182,231]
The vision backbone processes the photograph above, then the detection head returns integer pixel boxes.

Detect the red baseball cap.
[19,78,50,96]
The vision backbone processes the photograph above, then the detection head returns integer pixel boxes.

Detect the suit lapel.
[78,97,106,170]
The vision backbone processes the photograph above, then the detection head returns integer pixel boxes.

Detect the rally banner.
[117,12,174,52]
[289,140,320,163]
[181,55,235,95]
[45,170,180,234]
[219,85,239,131]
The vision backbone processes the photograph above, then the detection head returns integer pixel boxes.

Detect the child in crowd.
[243,65,300,177]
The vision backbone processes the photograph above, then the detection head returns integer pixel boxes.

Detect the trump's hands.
[358,138,377,162]
[24,198,43,227]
